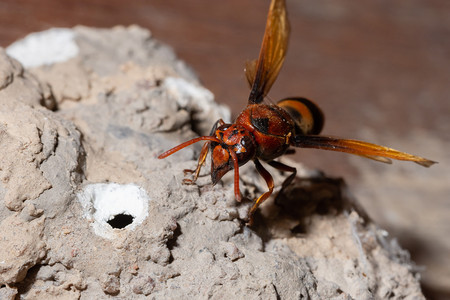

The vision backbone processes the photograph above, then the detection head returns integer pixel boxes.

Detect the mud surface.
[0,26,428,299]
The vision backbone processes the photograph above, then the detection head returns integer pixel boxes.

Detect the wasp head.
[210,124,256,184]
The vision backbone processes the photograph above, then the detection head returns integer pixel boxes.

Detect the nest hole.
[107,213,134,229]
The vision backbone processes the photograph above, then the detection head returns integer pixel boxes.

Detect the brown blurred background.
[0,0,448,298]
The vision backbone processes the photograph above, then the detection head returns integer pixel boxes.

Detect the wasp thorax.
[210,124,256,184]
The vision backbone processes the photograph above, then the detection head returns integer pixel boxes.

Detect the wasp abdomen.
[277,97,324,135]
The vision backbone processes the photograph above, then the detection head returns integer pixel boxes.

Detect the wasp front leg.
[183,141,210,185]
[182,119,226,185]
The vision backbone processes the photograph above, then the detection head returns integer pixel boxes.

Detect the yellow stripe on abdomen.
[278,97,324,135]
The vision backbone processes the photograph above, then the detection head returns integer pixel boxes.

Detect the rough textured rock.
[0,26,426,299]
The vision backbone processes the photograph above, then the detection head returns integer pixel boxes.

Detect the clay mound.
[0,26,424,299]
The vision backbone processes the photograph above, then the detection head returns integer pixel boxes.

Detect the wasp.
[158,0,435,224]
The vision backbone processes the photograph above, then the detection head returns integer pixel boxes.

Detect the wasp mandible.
[158,0,436,224]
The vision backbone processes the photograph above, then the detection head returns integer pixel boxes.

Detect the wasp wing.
[357,154,393,164]
[246,0,290,104]
[245,59,257,90]
[293,135,436,167]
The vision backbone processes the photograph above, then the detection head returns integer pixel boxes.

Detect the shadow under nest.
[250,173,370,240]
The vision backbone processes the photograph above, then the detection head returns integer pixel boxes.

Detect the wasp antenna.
[158,136,221,159]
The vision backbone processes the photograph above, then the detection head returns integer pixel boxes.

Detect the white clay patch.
[77,183,149,239]
[6,28,79,68]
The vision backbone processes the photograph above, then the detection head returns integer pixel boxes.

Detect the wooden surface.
[1,1,449,298]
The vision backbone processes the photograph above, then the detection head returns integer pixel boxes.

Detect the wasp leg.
[182,119,226,185]
[228,148,242,202]
[183,141,210,185]
[267,160,297,205]
[268,160,297,189]
[248,159,274,225]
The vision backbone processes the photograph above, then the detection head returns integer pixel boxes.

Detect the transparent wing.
[246,0,290,104]
[293,135,436,167]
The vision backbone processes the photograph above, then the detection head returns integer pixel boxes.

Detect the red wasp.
[159,0,435,224]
